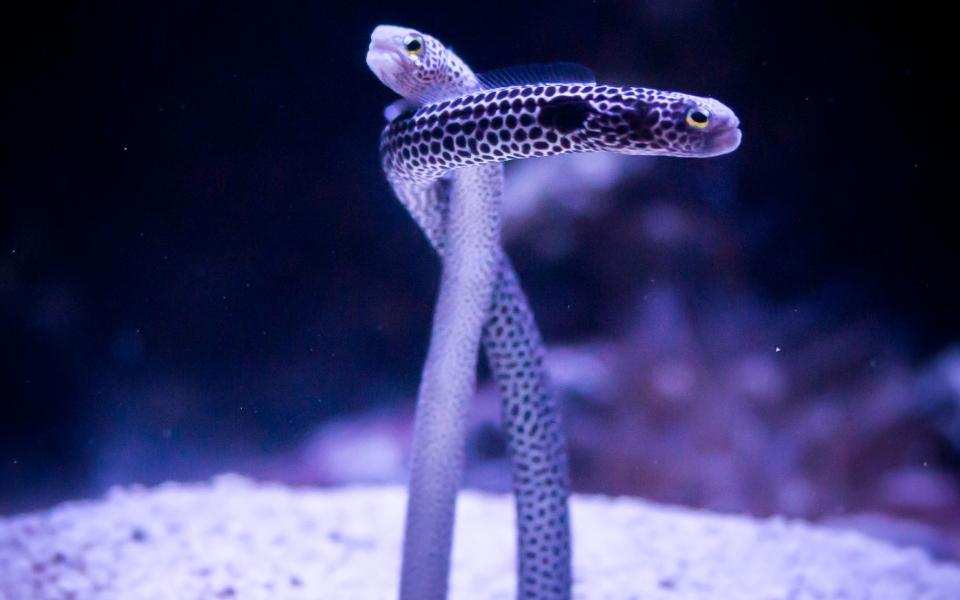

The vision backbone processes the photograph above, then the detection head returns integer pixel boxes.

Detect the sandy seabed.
[1,475,958,599]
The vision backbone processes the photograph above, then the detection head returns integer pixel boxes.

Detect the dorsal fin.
[477,62,596,90]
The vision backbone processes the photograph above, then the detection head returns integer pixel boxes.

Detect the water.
[2,0,955,564]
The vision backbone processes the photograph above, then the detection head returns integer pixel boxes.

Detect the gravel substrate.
[1,475,958,599]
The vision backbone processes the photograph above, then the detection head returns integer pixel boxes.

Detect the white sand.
[1,475,958,599]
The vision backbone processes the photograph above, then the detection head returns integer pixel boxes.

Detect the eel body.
[400,162,501,600]
[368,26,573,599]
[382,84,741,185]
[368,25,741,600]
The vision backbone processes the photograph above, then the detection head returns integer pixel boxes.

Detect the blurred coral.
[290,154,960,560]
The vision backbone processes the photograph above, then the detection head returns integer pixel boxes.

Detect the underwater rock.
[1,474,958,599]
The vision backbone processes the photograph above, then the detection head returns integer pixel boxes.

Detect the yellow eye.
[686,108,710,129]
[403,34,424,56]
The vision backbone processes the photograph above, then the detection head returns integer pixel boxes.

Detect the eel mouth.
[704,127,742,156]
[366,27,410,89]
[702,115,742,157]
[366,48,404,86]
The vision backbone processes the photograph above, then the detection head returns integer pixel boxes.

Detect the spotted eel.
[368,25,573,599]
[368,25,742,600]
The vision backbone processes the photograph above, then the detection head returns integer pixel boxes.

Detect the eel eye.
[403,34,424,56]
[686,108,710,129]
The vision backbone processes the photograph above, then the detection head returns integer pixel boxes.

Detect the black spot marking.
[537,96,592,134]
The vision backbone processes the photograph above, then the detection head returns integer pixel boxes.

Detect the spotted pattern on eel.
[368,25,575,599]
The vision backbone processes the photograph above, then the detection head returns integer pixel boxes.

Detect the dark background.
[2,0,954,523]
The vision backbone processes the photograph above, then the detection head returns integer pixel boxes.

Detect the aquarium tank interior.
[1,1,955,598]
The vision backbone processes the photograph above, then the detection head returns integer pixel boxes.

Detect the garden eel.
[367,25,741,600]
[368,25,572,599]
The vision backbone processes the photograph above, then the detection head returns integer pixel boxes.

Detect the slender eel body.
[368,26,572,598]
[400,164,501,599]
[381,84,741,185]
[369,26,742,600]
